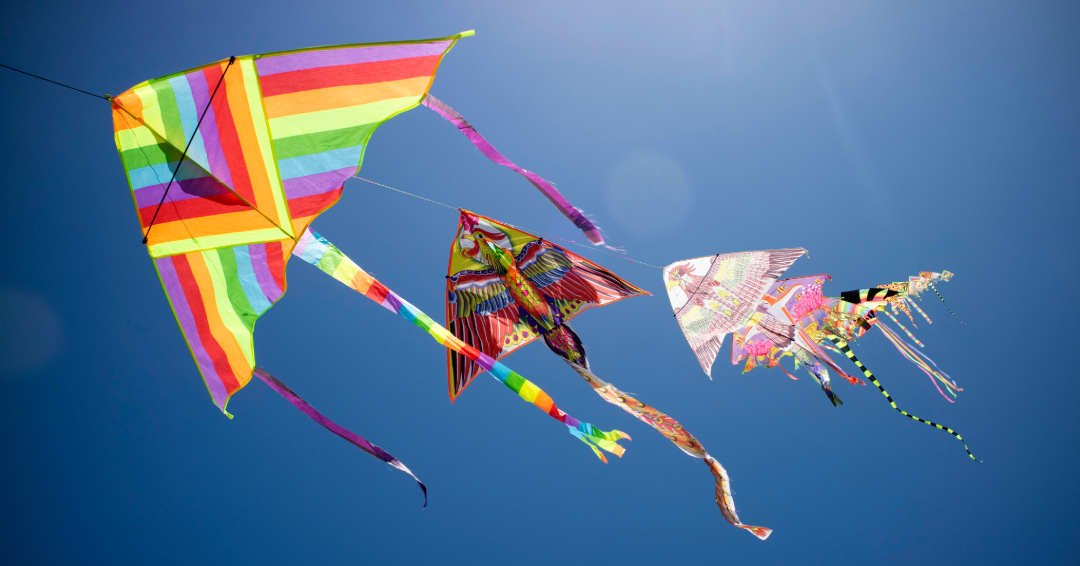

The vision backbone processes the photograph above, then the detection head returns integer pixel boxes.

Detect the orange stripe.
[224,66,282,229]
[186,252,253,385]
[112,90,144,131]
[149,209,279,243]
[262,76,431,119]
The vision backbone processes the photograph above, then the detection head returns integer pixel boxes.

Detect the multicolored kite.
[665,253,975,460]
[446,211,772,539]
[110,31,612,502]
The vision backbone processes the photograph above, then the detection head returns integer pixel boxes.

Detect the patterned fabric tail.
[545,324,771,538]
[292,228,628,462]
[421,94,605,246]
[823,336,978,461]
[252,367,428,506]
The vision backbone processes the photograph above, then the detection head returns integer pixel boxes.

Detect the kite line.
[0,63,109,100]
[141,56,236,244]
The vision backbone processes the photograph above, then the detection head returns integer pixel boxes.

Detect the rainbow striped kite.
[111,31,620,503]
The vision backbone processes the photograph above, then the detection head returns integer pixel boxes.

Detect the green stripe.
[215,248,258,333]
[317,248,344,276]
[149,79,186,148]
[120,143,184,170]
[272,123,378,160]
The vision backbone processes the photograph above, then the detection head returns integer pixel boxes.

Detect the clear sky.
[1,1,1078,564]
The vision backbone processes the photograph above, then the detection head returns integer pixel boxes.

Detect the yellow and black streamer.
[824,334,978,461]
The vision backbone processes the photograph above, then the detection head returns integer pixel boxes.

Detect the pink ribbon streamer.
[422,94,606,246]
[252,367,428,507]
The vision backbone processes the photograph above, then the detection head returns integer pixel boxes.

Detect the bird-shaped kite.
[665,252,976,460]
[446,211,772,539]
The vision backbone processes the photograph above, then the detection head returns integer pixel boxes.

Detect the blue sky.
[1,1,1078,564]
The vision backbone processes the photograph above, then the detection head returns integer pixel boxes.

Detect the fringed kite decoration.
[665,254,976,460]
[446,211,771,539]
[111,32,480,502]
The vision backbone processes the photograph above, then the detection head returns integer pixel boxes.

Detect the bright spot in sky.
[0,288,64,376]
[605,150,691,236]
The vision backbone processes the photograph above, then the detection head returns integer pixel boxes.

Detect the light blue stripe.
[299,239,329,265]
[277,146,362,180]
[167,75,210,172]
[488,362,511,382]
[128,160,210,190]
[232,246,273,314]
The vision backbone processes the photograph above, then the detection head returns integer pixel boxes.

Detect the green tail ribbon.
[824,334,978,461]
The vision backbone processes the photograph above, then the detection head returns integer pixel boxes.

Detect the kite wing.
[112,32,472,412]
[446,212,647,399]
[664,249,805,377]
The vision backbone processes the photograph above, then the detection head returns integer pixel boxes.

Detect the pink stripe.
[282,167,354,200]
[256,40,453,76]
[247,244,283,303]
[155,255,228,408]
[422,95,605,245]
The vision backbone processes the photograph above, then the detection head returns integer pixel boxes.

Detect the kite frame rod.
[141,56,236,244]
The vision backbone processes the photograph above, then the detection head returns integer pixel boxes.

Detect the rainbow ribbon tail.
[568,423,632,463]
[705,456,773,540]
[421,93,606,246]
[252,367,428,507]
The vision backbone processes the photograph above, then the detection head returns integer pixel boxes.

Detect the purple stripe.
[252,367,427,506]
[282,167,354,200]
[187,69,234,189]
[563,416,581,429]
[247,244,283,303]
[256,40,453,76]
[155,256,229,409]
[134,175,231,208]
[383,291,405,315]
[422,95,605,245]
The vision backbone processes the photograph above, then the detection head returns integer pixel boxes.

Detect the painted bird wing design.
[665,249,805,378]
[517,239,648,322]
[446,269,535,400]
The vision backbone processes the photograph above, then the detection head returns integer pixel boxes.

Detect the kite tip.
[460,30,476,37]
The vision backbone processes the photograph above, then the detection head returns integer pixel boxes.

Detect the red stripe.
[172,254,242,393]
[287,187,342,219]
[365,281,389,304]
[266,241,286,292]
[138,193,251,225]
[204,66,256,204]
[259,56,441,97]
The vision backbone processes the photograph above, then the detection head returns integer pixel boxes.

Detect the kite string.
[351,175,677,274]
[142,56,236,244]
[0,63,109,100]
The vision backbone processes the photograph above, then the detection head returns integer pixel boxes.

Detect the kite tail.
[907,297,933,324]
[291,228,628,463]
[876,322,961,401]
[822,336,978,461]
[543,324,771,538]
[929,282,965,324]
[251,367,428,507]
[421,94,606,246]
[883,310,924,347]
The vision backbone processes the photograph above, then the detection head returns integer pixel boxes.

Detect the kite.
[665,253,976,459]
[445,211,772,539]
[109,31,616,503]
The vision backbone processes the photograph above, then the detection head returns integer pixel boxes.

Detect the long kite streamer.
[291,227,628,461]
[252,367,428,505]
[444,211,771,539]
[824,335,977,461]
[422,94,605,246]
